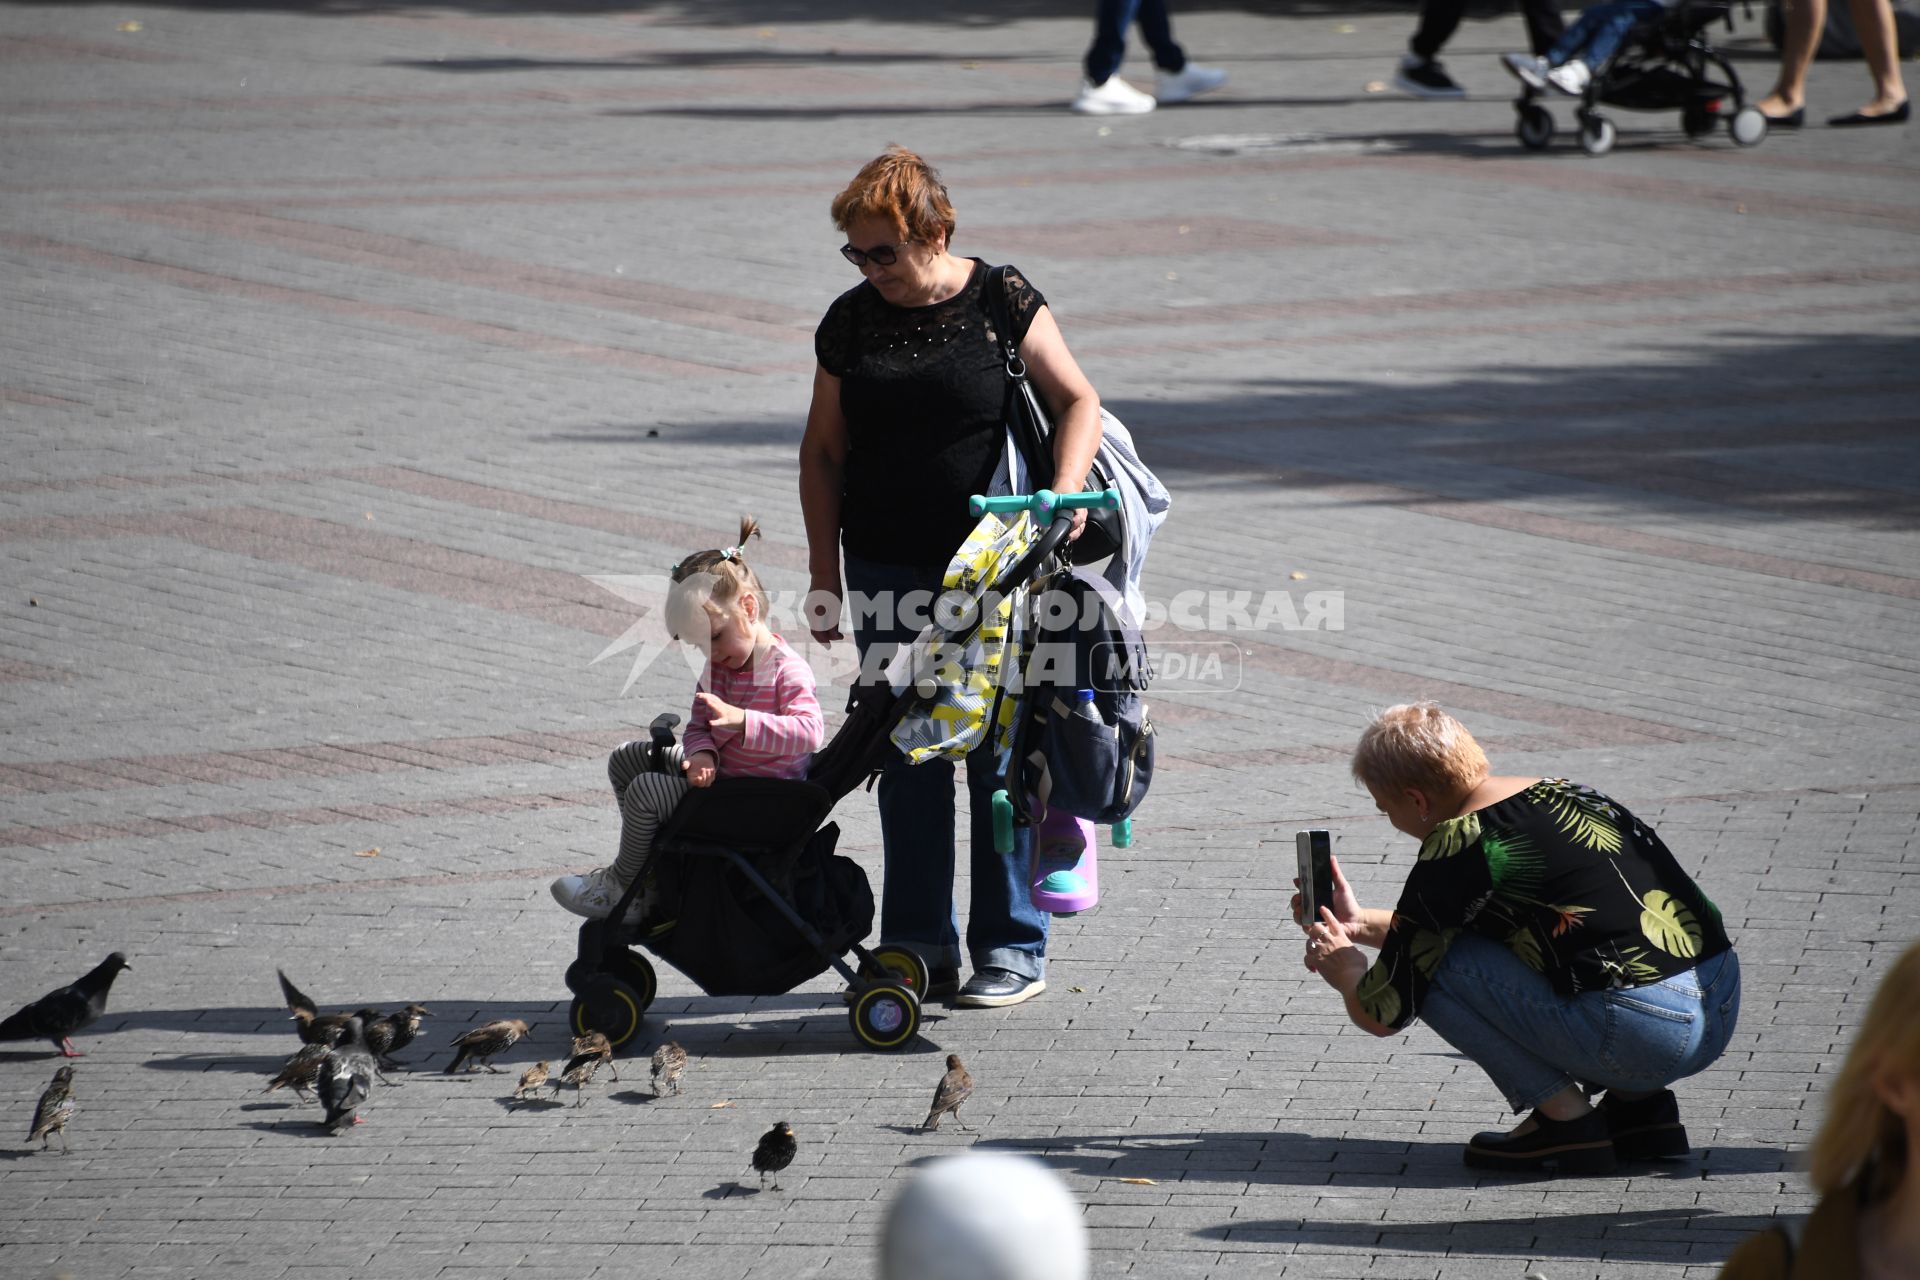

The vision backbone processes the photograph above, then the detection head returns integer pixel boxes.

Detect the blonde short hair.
[1808,940,1920,1200]
[665,515,766,644]
[1350,701,1491,799]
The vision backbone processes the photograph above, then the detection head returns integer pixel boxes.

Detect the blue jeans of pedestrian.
[843,553,1047,982]
[1085,0,1187,85]
[1419,933,1741,1113]
[1550,0,1665,70]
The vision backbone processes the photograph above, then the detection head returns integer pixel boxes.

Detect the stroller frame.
[1511,0,1769,155]
[564,510,1089,1052]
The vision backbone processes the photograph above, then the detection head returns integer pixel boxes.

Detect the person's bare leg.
[1845,0,1910,115]
[1758,0,1824,116]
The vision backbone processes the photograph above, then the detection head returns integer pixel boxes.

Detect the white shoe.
[1156,62,1227,104]
[1546,60,1592,96]
[1501,52,1549,91]
[551,868,639,921]
[1072,75,1156,115]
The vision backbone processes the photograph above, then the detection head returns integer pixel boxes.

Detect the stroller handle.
[969,487,1120,520]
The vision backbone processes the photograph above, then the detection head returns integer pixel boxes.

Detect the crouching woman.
[1302,701,1741,1175]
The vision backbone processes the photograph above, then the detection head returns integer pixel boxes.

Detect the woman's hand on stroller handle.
[968,487,1120,520]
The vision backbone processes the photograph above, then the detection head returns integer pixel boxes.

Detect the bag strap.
[983,263,1021,366]
[984,264,1056,488]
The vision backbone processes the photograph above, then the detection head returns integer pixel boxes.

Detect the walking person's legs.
[954,745,1047,1006]
[1831,0,1911,121]
[1398,0,1471,98]
[1759,0,1826,120]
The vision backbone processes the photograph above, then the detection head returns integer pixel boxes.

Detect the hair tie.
[721,546,742,562]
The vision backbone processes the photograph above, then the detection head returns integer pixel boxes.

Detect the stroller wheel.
[862,946,931,999]
[1578,113,1618,157]
[572,974,645,1050]
[1729,105,1768,147]
[1516,104,1555,151]
[849,981,920,1051]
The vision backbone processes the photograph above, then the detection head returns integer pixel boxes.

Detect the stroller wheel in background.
[1729,106,1768,147]
[849,981,920,1051]
[860,946,931,1000]
[1578,113,1618,156]
[569,950,656,1050]
[1516,104,1555,150]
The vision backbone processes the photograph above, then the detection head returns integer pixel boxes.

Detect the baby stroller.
[1512,0,1769,155]
[563,489,1116,1052]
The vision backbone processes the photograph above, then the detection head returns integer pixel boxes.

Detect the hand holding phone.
[1295,829,1334,934]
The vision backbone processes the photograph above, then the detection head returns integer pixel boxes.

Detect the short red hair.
[830,145,956,246]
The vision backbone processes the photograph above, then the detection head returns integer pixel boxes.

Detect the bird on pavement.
[374,1004,431,1067]
[551,1051,602,1108]
[511,1061,551,1107]
[1,953,131,1058]
[265,1043,330,1101]
[315,1016,376,1135]
[570,1030,618,1083]
[752,1121,797,1190]
[27,1065,77,1154]
[651,1041,687,1097]
[922,1054,974,1132]
[444,1019,530,1074]
[276,970,371,1048]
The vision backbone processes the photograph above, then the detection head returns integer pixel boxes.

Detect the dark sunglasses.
[840,240,915,268]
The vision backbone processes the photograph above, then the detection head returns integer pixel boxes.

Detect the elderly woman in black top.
[1300,702,1742,1174]
[799,147,1103,1008]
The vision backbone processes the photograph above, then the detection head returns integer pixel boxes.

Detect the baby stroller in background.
[563,490,1115,1052]
[1512,0,1769,155]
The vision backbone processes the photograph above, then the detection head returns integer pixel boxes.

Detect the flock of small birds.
[7,951,978,1187]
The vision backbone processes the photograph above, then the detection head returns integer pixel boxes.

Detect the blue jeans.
[1419,933,1741,1113]
[1550,0,1665,70]
[1085,0,1187,85]
[843,554,1047,981]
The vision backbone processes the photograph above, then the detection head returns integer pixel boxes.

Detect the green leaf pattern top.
[1638,890,1703,958]
[1418,812,1481,861]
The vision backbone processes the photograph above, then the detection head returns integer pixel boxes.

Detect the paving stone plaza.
[2,1,1917,1277]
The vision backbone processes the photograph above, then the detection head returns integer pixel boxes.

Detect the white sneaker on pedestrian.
[1156,62,1227,104]
[551,867,637,921]
[1072,75,1156,115]
[1546,59,1592,96]
[1393,52,1466,99]
[1501,52,1550,91]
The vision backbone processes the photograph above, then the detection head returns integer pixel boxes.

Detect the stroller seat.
[653,776,835,851]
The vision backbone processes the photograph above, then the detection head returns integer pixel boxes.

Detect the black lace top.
[815,259,1045,567]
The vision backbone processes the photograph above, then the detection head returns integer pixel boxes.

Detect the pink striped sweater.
[680,635,824,779]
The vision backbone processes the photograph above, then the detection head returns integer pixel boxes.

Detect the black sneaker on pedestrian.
[955,967,1046,1008]
[1600,1089,1690,1160]
[1463,1109,1618,1175]
[1394,53,1466,99]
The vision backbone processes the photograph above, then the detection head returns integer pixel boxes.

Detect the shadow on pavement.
[1193,1205,1780,1261]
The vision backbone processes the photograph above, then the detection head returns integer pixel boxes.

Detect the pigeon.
[444,1019,530,1074]
[511,1061,550,1107]
[264,1043,330,1101]
[276,970,371,1048]
[374,1004,431,1066]
[922,1054,973,1132]
[752,1121,797,1190]
[27,1065,76,1154]
[551,1051,601,1108]
[651,1041,687,1097]
[1,952,131,1057]
[315,1016,376,1135]
[570,1030,618,1083]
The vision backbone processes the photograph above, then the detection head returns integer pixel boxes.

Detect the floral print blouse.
[1356,779,1732,1031]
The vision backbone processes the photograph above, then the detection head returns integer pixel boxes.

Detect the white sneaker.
[1546,59,1592,96]
[551,867,639,921]
[1156,62,1227,104]
[1072,75,1156,115]
[1501,52,1549,91]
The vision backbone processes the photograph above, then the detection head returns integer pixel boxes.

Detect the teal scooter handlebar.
[969,488,1120,520]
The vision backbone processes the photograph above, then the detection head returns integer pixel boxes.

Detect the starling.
[444,1019,530,1074]
[570,1030,618,1083]
[511,1061,550,1107]
[27,1065,76,1154]
[376,1004,431,1066]
[264,1043,330,1101]
[651,1041,687,1097]
[276,970,372,1048]
[1,953,131,1058]
[551,1051,601,1108]
[921,1054,974,1132]
[315,1016,376,1135]
[751,1121,797,1190]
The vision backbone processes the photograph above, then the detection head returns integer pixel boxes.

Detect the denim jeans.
[1419,932,1741,1112]
[1550,0,1665,70]
[843,553,1047,981]
[1085,0,1187,85]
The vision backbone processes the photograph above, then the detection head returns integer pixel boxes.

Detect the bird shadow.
[0,1149,51,1161]
[703,1181,763,1199]
[237,1100,305,1112]
[242,1119,350,1141]
[496,1096,568,1112]
[607,1090,660,1105]
[140,1051,291,1074]
[0,1049,74,1063]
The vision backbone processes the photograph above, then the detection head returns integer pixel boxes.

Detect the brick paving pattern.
[2,2,1916,1277]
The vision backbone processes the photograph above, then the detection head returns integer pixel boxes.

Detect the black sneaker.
[1394,54,1466,99]
[1600,1089,1690,1160]
[955,967,1046,1008]
[1463,1109,1618,1175]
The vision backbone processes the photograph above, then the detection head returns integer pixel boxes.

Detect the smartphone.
[1295,829,1334,933]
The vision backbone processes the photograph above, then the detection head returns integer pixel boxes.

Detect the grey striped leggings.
[607,741,691,889]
